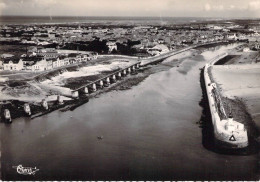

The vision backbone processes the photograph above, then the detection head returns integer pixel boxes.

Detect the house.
[31,59,48,71]
[31,47,59,58]
[3,58,24,71]
[52,57,65,68]
[227,33,237,40]
[147,44,169,56]
[106,41,117,52]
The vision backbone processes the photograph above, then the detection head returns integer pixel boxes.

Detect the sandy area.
[0,57,137,101]
[211,64,260,130]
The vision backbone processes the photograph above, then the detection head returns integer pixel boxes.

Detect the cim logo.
[13,165,39,175]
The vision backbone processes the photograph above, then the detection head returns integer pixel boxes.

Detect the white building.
[3,58,24,71]
[31,59,48,71]
[227,33,237,40]
[106,41,117,52]
[147,44,169,56]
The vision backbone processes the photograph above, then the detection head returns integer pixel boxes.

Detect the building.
[22,56,48,71]
[52,57,65,68]
[31,47,59,58]
[227,33,237,40]
[31,59,48,71]
[147,44,169,56]
[3,58,24,71]
[106,41,117,52]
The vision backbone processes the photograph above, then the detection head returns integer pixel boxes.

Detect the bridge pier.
[83,87,89,94]
[117,72,122,79]
[136,63,140,69]
[104,77,110,87]
[111,74,116,83]
[57,95,64,105]
[89,83,97,92]
[71,90,79,98]
[24,103,31,116]
[97,80,104,88]
[4,109,12,123]
[127,67,131,74]
[122,69,127,76]
[42,99,48,110]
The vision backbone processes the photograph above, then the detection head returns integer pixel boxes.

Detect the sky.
[0,0,260,18]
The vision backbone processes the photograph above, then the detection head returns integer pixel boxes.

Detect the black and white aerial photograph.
[0,0,260,181]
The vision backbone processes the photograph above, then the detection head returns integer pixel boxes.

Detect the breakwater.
[204,53,248,148]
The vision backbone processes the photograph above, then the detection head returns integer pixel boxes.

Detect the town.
[1,20,260,72]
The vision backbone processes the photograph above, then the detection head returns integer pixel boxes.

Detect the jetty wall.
[204,53,248,148]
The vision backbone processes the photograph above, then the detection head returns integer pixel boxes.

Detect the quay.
[203,53,248,148]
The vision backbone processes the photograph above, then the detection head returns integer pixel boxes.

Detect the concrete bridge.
[71,62,141,97]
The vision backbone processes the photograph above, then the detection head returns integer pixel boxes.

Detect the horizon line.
[1,15,260,19]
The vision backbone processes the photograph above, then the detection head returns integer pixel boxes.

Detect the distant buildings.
[1,48,98,71]
[0,21,259,72]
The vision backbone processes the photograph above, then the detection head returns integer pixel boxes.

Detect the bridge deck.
[74,62,141,91]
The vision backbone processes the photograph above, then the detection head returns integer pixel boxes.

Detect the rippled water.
[1,44,258,180]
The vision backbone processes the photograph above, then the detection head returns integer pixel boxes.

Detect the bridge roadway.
[72,62,141,96]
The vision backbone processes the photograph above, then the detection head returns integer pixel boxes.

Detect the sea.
[0,16,227,26]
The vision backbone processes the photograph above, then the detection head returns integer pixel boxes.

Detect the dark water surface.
[1,45,258,180]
